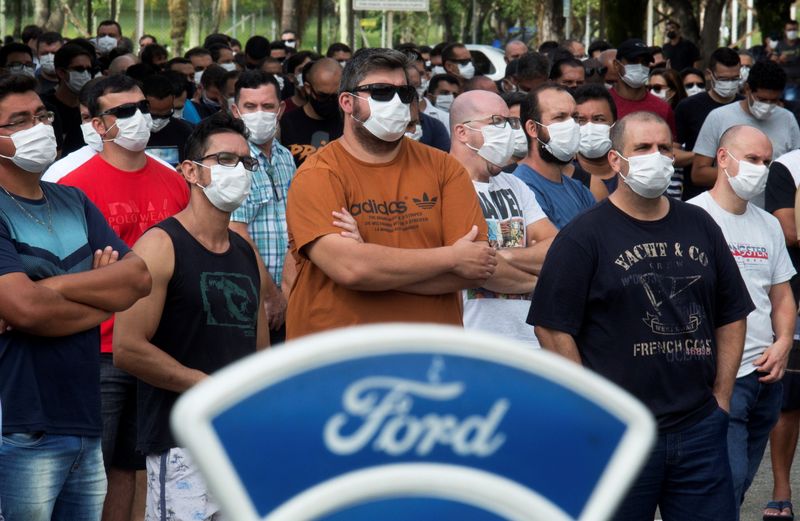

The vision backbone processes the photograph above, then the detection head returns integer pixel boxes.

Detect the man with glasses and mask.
[449,89,556,346]
[280,57,344,166]
[530,111,753,521]
[285,48,495,339]
[0,73,152,521]
[229,70,296,345]
[42,43,93,155]
[58,74,189,521]
[114,112,269,521]
[693,61,800,208]
[512,84,595,229]
[442,43,476,84]
[281,29,298,49]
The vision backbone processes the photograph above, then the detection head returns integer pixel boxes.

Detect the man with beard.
[285,48,496,339]
[512,83,595,229]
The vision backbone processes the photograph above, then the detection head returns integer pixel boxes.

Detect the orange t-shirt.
[286,138,488,339]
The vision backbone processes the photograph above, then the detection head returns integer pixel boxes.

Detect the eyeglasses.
[462,115,521,129]
[684,82,705,89]
[584,65,608,77]
[68,66,94,74]
[308,85,338,102]
[711,73,741,82]
[351,83,417,103]
[449,58,472,66]
[0,111,55,131]
[197,152,258,172]
[648,85,669,94]
[99,100,150,118]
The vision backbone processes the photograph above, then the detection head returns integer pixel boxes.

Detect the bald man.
[279,57,344,166]
[108,53,138,75]
[504,40,528,63]
[449,90,556,346]
[688,125,795,519]
[463,75,499,93]
[531,112,752,520]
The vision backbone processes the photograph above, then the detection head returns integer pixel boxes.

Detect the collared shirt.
[231,139,296,285]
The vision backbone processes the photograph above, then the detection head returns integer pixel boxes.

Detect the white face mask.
[620,63,650,88]
[353,93,411,142]
[241,110,278,145]
[616,150,674,198]
[220,62,237,72]
[174,107,184,119]
[788,30,798,40]
[104,109,152,152]
[275,75,285,92]
[416,78,429,99]
[724,150,769,201]
[769,40,779,50]
[579,122,612,159]
[431,65,446,76]
[97,35,118,54]
[749,95,776,120]
[68,70,92,94]
[194,161,252,212]
[39,53,56,75]
[650,88,669,100]
[435,93,454,111]
[81,121,104,152]
[458,61,476,80]
[712,76,740,98]
[405,124,423,141]
[465,122,516,167]
[194,70,204,85]
[685,85,705,96]
[537,118,581,162]
[295,73,304,87]
[9,64,35,78]
[512,127,528,157]
[740,66,750,85]
[283,40,297,49]
[0,123,58,173]
[150,117,170,133]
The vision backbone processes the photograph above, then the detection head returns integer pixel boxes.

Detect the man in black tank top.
[114,113,269,521]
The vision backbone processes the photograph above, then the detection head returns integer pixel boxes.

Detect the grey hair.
[610,111,671,153]
[339,48,410,94]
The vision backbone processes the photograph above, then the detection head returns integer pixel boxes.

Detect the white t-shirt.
[421,102,451,136]
[463,173,547,347]
[689,191,796,377]
[42,146,176,183]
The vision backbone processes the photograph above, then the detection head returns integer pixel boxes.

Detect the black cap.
[617,38,657,63]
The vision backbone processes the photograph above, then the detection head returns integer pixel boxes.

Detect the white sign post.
[353,0,428,11]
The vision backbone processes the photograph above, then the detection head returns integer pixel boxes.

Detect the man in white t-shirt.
[688,125,796,519]
[449,90,557,346]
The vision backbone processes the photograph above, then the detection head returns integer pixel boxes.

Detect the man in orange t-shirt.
[286,48,495,339]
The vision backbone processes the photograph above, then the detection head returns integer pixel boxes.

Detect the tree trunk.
[169,0,188,56]
[13,0,23,38]
[441,0,455,42]
[699,0,724,66]
[537,0,564,44]
[209,0,221,34]
[188,0,201,47]
[47,1,65,31]
[604,0,646,45]
[754,0,793,39]
[282,0,297,35]
[34,0,50,27]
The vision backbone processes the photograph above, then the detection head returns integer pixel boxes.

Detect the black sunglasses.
[351,83,417,103]
[308,85,338,102]
[584,65,608,77]
[99,99,150,118]
[684,82,705,89]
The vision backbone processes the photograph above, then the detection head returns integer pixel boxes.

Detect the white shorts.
[145,447,225,521]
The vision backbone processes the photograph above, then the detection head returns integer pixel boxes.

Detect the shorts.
[101,353,145,470]
[782,327,800,411]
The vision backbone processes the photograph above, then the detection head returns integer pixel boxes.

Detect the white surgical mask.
[749,95,776,120]
[226,97,235,110]
[296,72,304,87]
[103,109,152,151]
[416,78,429,99]
[241,110,278,145]
[352,93,411,142]
[435,93,454,111]
[712,76,740,98]
[150,117,170,133]
[620,63,650,88]
[740,66,750,85]
[405,124,423,141]
[9,64,35,78]
[465,122,516,167]
[275,75,285,92]
[97,35,118,54]
[685,85,705,96]
[616,150,674,198]
[194,161,252,212]
[194,70,204,85]
[39,53,55,75]
[458,61,476,80]
[537,119,580,162]
[650,88,669,100]
[724,150,769,201]
[0,123,57,173]
[512,127,528,158]
[220,62,237,72]
[769,40,779,50]
[283,40,297,49]
[788,30,798,40]
[579,122,612,159]
[81,122,104,152]
[431,65,446,76]
[68,70,92,94]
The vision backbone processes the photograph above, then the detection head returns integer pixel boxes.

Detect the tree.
[755,0,793,40]
[168,0,189,55]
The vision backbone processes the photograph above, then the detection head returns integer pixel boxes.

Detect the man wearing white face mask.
[143,74,194,168]
[531,111,754,521]
[43,43,93,155]
[58,74,190,521]
[229,70,296,345]
[96,19,122,56]
[688,126,796,520]
[114,112,270,521]
[285,48,495,339]
[35,31,63,96]
[442,43,476,84]
[423,73,459,129]
[449,90,557,346]
[512,84,595,229]
[573,84,617,200]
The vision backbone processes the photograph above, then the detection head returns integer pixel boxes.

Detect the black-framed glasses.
[351,83,417,103]
[462,115,521,129]
[99,100,150,118]
[0,111,55,131]
[197,152,258,172]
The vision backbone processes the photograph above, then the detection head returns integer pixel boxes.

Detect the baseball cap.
[617,38,658,63]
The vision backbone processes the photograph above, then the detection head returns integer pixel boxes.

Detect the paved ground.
[740,442,800,521]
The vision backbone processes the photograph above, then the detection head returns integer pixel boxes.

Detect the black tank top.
[137,217,260,454]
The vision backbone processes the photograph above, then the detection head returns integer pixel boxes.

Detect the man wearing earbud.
[688,125,796,520]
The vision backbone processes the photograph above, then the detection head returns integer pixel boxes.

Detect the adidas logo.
[413,192,438,210]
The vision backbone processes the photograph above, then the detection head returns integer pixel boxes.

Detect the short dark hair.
[245,35,270,60]
[37,31,63,49]
[549,57,584,80]
[431,42,448,58]
[0,74,37,104]
[167,57,191,68]
[231,38,242,49]
[326,42,352,57]
[340,48,409,94]
[501,91,527,108]
[588,39,611,56]
[234,69,281,102]
[208,43,232,63]
[125,63,156,83]
[21,25,42,44]
[203,33,231,49]
[141,43,168,66]
[610,111,670,152]
[520,83,569,129]
[142,73,174,99]
[707,47,740,71]
[160,70,191,97]
[538,41,560,54]
[184,111,248,161]
[185,47,211,60]
[79,77,103,107]
[54,43,92,71]
[428,73,460,93]
[441,43,467,65]
[200,64,227,90]
[0,43,33,66]
[679,67,705,80]
[217,70,240,92]
[747,60,787,92]
[139,33,157,44]
[97,19,122,35]
[507,52,549,81]
[286,50,315,75]
[86,74,141,116]
[573,83,618,120]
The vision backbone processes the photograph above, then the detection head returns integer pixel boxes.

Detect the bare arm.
[253,248,270,350]
[113,229,207,393]
[754,282,796,383]
[534,326,582,364]
[497,218,557,275]
[776,207,799,247]
[673,144,694,168]
[713,318,747,412]
[690,153,718,188]
[281,254,296,299]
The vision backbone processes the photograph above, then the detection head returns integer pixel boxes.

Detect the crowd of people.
[1,15,800,521]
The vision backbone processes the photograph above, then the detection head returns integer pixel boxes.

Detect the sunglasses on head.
[99,99,150,118]
[351,83,417,103]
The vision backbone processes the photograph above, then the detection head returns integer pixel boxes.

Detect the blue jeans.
[612,407,735,520]
[727,371,783,518]
[0,433,106,521]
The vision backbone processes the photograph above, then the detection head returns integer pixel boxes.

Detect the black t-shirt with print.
[146,117,194,167]
[279,108,343,167]
[765,160,800,301]
[528,198,753,433]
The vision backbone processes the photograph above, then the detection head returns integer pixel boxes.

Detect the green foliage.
[754,0,792,39]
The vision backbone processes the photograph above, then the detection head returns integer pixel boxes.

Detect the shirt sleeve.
[82,193,131,257]
[692,112,719,158]
[440,156,489,245]
[0,219,24,278]
[708,216,755,327]
[675,99,689,145]
[765,162,796,213]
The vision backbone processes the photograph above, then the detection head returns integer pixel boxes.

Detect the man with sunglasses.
[58,74,189,521]
[279,57,344,167]
[442,43,476,83]
[286,48,495,339]
[114,112,269,521]
[142,74,194,167]
[42,43,94,155]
